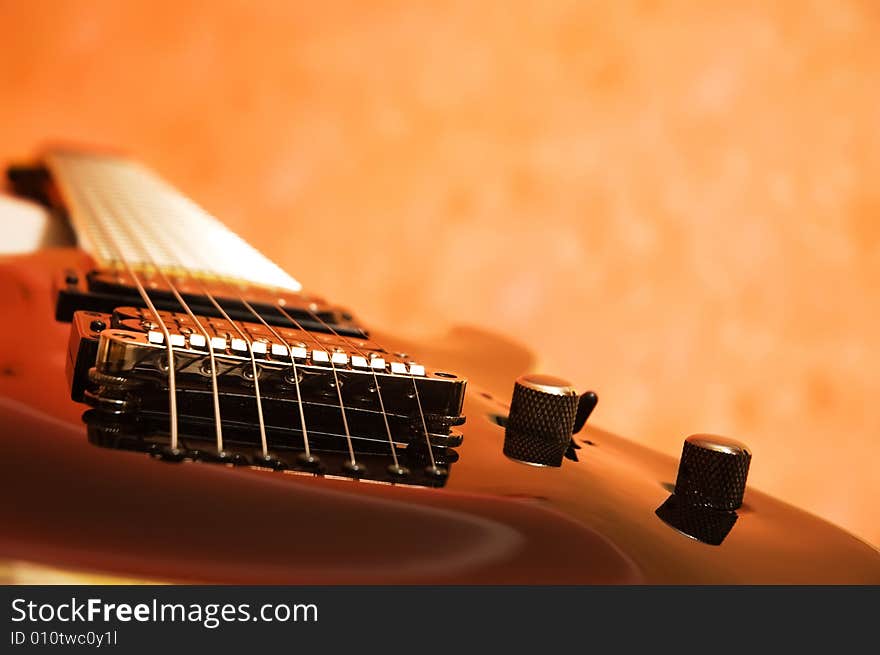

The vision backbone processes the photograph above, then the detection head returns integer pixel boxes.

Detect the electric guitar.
[1,149,877,583]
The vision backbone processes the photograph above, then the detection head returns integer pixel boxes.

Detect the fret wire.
[51,153,301,292]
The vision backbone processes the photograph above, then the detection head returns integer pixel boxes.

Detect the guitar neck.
[44,150,301,292]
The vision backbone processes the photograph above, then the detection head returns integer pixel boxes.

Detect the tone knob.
[673,434,752,510]
[503,374,581,467]
[655,494,739,546]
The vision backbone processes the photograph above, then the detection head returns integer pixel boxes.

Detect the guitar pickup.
[55,267,367,338]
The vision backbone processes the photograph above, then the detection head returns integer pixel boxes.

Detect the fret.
[45,150,302,292]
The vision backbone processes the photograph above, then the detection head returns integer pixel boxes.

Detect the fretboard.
[45,150,301,292]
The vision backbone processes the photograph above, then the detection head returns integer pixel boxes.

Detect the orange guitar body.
[1,248,878,584]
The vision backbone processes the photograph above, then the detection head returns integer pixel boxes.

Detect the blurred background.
[1,1,877,546]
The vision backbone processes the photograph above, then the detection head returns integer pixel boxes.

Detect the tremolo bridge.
[67,305,466,487]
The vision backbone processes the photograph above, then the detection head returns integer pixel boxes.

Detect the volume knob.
[503,374,580,467]
[674,434,752,510]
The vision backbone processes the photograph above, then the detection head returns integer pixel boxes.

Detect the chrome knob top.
[673,434,752,510]
[515,374,578,396]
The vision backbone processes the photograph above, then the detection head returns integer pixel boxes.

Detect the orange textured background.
[1,1,878,546]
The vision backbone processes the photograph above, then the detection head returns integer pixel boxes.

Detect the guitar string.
[118,163,364,470]
[54,162,180,449]
[199,285,357,468]
[192,290,271,459]
[147,184,414,472]
[235,298,316,464]
[70,160,271,460]
[129,185,378,468]
[100,172,275,460]
[291,305,438,475]
[65,156,415,473]
[289,304,405,474]
[106,172,352,467]
[272,303,367,473]
[114,187,325,466]
[220,292,396,457]
[98,182,227,455]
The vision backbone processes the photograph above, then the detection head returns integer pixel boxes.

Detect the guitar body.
[2,247,878,584]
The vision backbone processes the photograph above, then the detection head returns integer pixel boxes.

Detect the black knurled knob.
[655,494,739,546]
[674,434,752,510]
[503,374,579,467]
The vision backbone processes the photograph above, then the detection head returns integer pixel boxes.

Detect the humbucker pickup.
[56,267,366,338]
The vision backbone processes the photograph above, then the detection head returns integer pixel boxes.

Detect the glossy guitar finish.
[2,249,879,583]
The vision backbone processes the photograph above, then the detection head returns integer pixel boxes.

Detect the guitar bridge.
[67,307,466,487]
